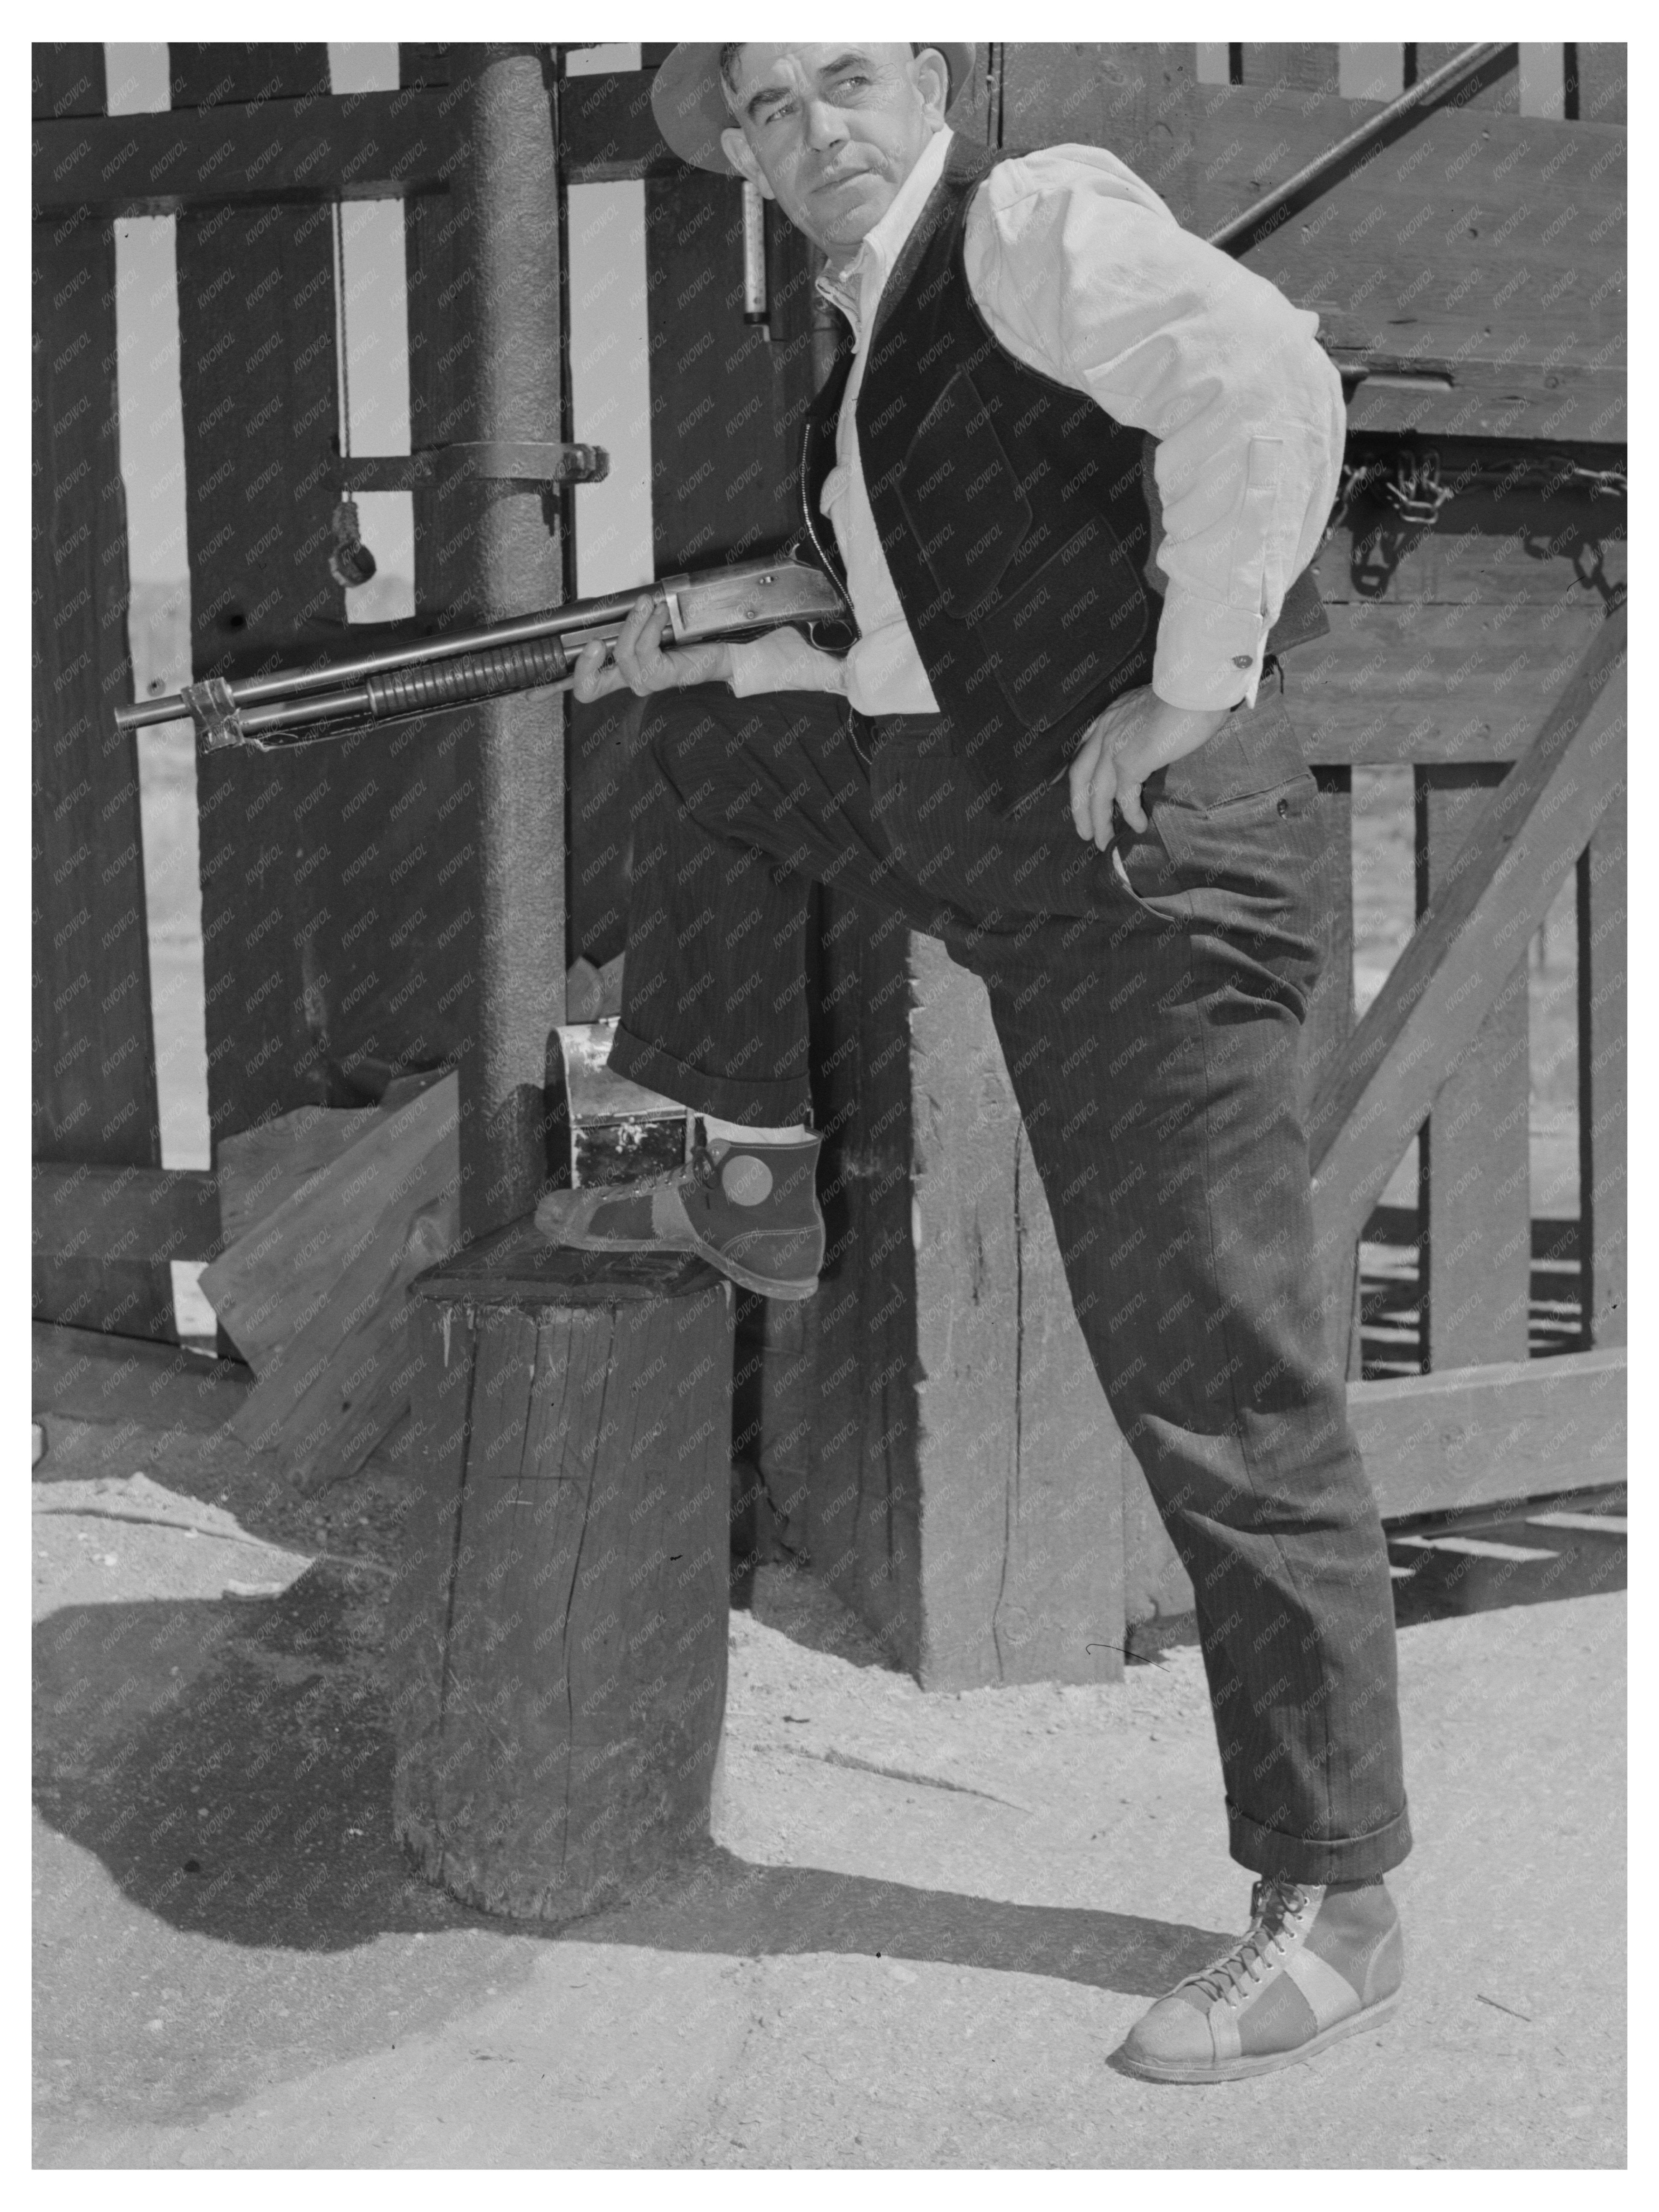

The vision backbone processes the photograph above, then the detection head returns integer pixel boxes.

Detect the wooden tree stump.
[386,1224,735,1921]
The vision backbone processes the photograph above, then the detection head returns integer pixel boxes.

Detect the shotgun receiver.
[114,543,849,752]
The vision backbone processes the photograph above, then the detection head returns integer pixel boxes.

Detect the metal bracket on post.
[341,440,609,491]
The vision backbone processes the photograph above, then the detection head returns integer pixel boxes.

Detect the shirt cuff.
[727,627,849,698]
[1151,589,1270,713]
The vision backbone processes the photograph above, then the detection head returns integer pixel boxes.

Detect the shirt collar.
[816,125,953,328]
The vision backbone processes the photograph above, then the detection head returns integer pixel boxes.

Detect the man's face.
[719,44,950,264]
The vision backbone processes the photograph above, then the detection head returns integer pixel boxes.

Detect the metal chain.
[1323,446,1627,543]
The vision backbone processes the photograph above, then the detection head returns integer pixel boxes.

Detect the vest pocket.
[897,368,1033,618]
[984,515,1150,732]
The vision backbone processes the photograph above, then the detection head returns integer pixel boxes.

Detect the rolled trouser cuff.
[1228,1795,1413,1885]
[608,1025,813,1127]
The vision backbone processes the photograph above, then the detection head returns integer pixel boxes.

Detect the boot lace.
[1184,1877,1313,2007]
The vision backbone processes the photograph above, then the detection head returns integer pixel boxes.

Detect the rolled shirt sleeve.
[964,146,1347,711]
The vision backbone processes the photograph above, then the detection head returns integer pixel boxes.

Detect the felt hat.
[650,43,976,177]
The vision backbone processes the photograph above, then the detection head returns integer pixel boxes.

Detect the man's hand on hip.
[572,596,736,703]
[1069,686,1234,848]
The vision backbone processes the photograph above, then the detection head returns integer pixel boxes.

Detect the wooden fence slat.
[1350,1346,1625,1519]
[172,42,343,1150]
[1416,768,1531,1368]
[1570,43,1627,125]
[1578,776,1626,1345]
[32,42,171,1341]
[31,90,465,220]
[1308,608,1626,1296]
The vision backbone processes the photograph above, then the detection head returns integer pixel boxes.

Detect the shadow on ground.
[34,1566,1229,1995]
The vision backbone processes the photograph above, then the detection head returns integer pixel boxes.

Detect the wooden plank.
[202,1070,459,1373]
[214,1105,381,1245]
[234,1196,455,1488]
[32,89,466,219]
[1289,599,1609,765]
[1352,1347,1625,1519]
[1578,775,1626,1345]
[32,43,170,1341]
[33,1164,222,1265]
[1416,768,1531,1368]
[410,1219,720,1306]
[1308,609,1626,1298]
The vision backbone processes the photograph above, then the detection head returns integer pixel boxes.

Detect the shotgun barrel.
[115,547,848,750]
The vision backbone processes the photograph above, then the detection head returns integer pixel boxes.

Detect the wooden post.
[31,43,170,1339]
[1415,766,1532,1367]
[1578,775,1626,1344]
[386,1231,734,1920]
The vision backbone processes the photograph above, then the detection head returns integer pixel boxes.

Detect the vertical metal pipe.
[454,43,567,1235]
[741,179,769,327]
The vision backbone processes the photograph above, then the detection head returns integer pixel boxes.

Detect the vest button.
[1277,798,1290,817]
[1232,653,1252,667]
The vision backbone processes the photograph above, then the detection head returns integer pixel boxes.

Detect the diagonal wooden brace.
[1307,604,1628,1354]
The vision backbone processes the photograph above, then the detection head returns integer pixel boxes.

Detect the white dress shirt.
[728,125,1345,717]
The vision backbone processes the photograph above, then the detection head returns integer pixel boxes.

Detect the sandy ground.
[33,1401,1625,2169]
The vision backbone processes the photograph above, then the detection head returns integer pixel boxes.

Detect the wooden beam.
[33,1164,223,1265]
[31,89,464,220]
[1308,607,1626,1281]
[1352,1347,1625,1519]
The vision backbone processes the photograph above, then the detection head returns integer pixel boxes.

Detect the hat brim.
[650,43,976,177]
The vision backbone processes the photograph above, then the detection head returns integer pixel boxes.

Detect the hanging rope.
[328,198,377,591]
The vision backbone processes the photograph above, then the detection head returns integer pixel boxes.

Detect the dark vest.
[802,136,1328,797]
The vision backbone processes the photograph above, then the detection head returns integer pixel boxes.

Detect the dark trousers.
[613,679,1411,1885]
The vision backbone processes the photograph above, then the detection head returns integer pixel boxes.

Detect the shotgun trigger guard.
[181,677,246,751]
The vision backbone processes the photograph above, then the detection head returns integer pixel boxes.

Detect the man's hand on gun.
[572,597,734,702]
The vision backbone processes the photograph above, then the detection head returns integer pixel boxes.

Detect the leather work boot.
[534,1132,825,1300]
[1115,1877,1405,2084]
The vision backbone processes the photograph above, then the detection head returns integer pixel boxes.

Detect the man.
[538,42,1410,2084]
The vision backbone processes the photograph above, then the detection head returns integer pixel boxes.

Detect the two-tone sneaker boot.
[534,1131,825,1301]
[1115,1876,1404,2084]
